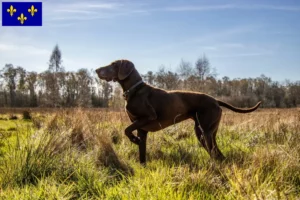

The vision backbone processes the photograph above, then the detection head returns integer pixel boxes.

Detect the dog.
[95,59,261,164]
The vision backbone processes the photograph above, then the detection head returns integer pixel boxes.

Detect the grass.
[0,108,299,199]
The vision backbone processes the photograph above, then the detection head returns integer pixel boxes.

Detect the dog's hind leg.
[193,108,225,161]
[193,114,210,152]
[209,114,225,161]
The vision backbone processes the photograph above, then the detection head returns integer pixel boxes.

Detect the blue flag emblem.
[2,2,42,26]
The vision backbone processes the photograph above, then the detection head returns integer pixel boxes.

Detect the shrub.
[22,110,32,120]
[9,115,18,120]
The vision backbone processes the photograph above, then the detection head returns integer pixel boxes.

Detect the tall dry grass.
[0,108,299,199]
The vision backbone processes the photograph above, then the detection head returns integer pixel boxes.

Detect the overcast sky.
[0,0,299,81]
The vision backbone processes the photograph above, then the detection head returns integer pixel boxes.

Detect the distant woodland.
[1,45,299,108]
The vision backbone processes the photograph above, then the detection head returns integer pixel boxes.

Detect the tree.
[142,71,155,85]
[49,45,63,72]
[92,72,112,108]
[195,55,211,81]
[76,69,92,107]
[155,66,180,90]
[1,64,17,107]
[100,80,112,107]
[110,85,123,109]
[178,59,193,79]
[0,68,7,106]
[40,71,60,107]
[271,82,285,107]
[64,72,78,107]
[17,67,26,91]
[44,45,64,107]
[221,76,231,96]
[26,72,38,107]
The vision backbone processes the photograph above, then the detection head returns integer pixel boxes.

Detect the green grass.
[0,109,299,199]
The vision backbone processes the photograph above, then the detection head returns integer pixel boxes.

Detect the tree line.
[0,45,299,108]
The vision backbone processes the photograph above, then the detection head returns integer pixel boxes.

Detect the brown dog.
[95,60,261,164]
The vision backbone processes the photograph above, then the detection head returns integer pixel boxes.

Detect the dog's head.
[95,60,135,82]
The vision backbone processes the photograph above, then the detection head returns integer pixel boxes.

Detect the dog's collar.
[123,80,144,100]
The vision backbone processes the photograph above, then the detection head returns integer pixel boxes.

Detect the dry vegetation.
[0,108,299,199]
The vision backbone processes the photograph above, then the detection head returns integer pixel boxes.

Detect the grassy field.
[0,108,299,199]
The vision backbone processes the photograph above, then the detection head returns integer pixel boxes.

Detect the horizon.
[0,0,299,82]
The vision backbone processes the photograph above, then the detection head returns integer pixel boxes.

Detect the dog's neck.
[118,71,143,92]
[118,71,144,101]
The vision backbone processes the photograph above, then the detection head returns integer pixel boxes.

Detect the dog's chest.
[125,99,145,119]
[125,104,139,119]
[126,109,137,121]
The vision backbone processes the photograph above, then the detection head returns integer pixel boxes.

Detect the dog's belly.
[126,111,190,132]
[141,114,191,132]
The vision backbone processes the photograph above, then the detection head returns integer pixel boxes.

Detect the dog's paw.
[130,136,140,145]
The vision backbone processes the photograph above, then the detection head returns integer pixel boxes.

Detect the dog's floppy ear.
[118,60,134,80]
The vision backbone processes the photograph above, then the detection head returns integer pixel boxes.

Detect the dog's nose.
[96,68,104,76]
[96,68,106,77]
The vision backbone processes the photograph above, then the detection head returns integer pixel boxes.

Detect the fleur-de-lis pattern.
[7,5,16,16]
[28,5,38,17]
[2,2,42,26]
[17,13,27,24]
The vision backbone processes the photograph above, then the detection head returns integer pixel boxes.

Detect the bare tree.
[111,85,123,109]
[195,55,211,81]
[64,72,78,107]
[100,80,112,107]
[178,59,193,79]
[76,69,92,107]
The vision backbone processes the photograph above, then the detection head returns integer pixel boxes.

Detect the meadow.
[0,108,299,199]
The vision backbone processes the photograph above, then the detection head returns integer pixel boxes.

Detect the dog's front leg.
[124,118,151,145]
[137,129,148,164]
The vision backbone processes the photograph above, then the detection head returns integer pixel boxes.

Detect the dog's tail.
[217,100,261,113]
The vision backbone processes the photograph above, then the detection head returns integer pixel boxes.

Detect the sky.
[0,0,299,81]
